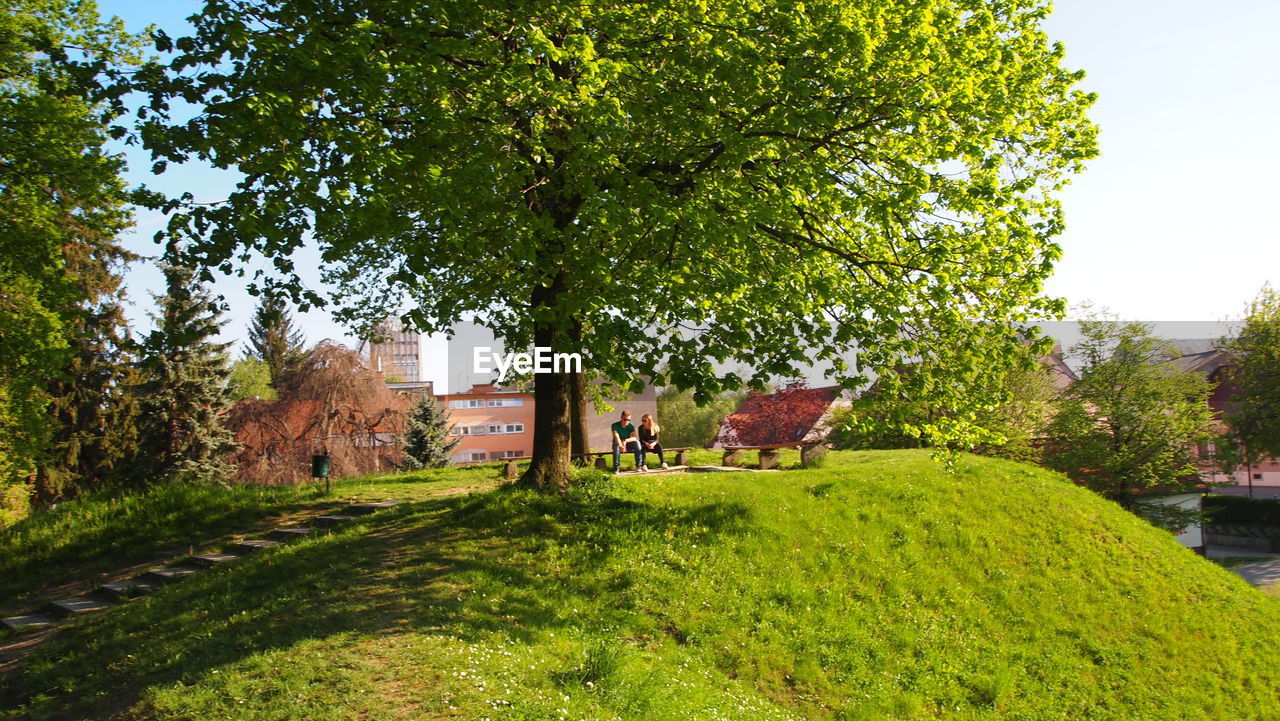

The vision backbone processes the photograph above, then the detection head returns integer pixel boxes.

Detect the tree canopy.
[138,0,1097,488]
[402,393,459,469]
[1,0,138,484]
[1043,317,1215,529]
[1220,286,1280,466]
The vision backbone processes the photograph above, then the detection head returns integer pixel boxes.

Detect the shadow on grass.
[0,485,753,719]
[0,485,332,610]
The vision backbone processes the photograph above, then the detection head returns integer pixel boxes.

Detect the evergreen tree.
[136,262,236,484]
[33,238,141,503]
[245,295,306,388]
[402,394,459,470]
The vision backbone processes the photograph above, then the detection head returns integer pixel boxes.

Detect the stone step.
[1,614,56,631]
[267,527,311,542]
[142,565,202,585]
[313,514,359,528]
[191,552,240,567]
[46,596,112,618]
[344,500,399,515]
[231,539,280,554]
[98,580,158,601]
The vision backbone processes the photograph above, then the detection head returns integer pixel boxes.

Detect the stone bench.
[722,442,826,470]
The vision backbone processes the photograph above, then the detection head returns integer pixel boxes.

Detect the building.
[1168,340,1280,488]
[441,384,535,464]
[368,319,427,383]
[386,380,435,396]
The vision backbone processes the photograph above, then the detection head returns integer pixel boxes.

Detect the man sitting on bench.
[610,410,642,473]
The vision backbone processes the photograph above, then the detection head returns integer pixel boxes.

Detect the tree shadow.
[1,486,754,719]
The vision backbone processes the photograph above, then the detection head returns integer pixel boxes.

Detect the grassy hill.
[3,450,1279,720]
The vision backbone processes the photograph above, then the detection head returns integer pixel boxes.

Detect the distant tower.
[368,318,424,383]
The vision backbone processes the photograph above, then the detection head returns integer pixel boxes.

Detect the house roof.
[715,385,844,448]
[1166,339,1230,376]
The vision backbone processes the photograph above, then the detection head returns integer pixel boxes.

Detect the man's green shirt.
[611,421,636,445]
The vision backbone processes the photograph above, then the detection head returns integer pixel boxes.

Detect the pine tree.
[135,262,236,484]
[245,295,306,388]
[33,239,141,503]
[402,394,459,469]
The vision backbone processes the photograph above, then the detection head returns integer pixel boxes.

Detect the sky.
[94,0,1280,388]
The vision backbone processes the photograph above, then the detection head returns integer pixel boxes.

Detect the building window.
[486,398,524,407]
[495,450,525,459]
[481,423,526,435]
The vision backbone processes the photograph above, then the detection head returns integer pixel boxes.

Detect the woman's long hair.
[641,413,660,434]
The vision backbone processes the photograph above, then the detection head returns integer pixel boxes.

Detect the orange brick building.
[441,384,535,464]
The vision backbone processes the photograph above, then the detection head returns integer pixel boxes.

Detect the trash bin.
[311,454,331,478]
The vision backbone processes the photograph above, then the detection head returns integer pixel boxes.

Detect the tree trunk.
[569,321,590,457]
[570,372,589,456]
[519,319,574,491]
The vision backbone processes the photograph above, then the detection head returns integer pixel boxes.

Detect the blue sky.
[98,0,1280,368]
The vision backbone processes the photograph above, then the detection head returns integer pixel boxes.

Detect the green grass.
[3,450,1280,720]
[0,466,498,615]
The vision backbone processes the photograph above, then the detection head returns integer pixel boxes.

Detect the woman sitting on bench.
[638,413,669,471]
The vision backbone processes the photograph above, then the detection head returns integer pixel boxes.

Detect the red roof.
[716,385,841,447]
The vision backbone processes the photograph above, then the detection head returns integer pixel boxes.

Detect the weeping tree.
[225,342,405,484]
[138,0,1096,491]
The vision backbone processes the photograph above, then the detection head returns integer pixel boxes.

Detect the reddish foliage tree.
[715,382,840,447]
[225,342,408,483]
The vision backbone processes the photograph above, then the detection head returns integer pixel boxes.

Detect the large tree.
[1220,286,1280,467]
[0,1,138,486]
[138,0,1096,490]
[1043,317,1215,530]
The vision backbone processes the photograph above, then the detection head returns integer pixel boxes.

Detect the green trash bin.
[311,453,331,478]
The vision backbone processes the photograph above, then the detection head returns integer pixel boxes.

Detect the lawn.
[3,450,1279,720]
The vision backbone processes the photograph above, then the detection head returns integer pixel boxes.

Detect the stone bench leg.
[594,456,610,471]
[504,460,520,480]
[801,444,827,468]
[758,449,781,470]
[722,449,745,467]
[674,449,690,466]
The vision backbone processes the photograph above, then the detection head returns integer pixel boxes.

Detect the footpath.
[1,500,400,633]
